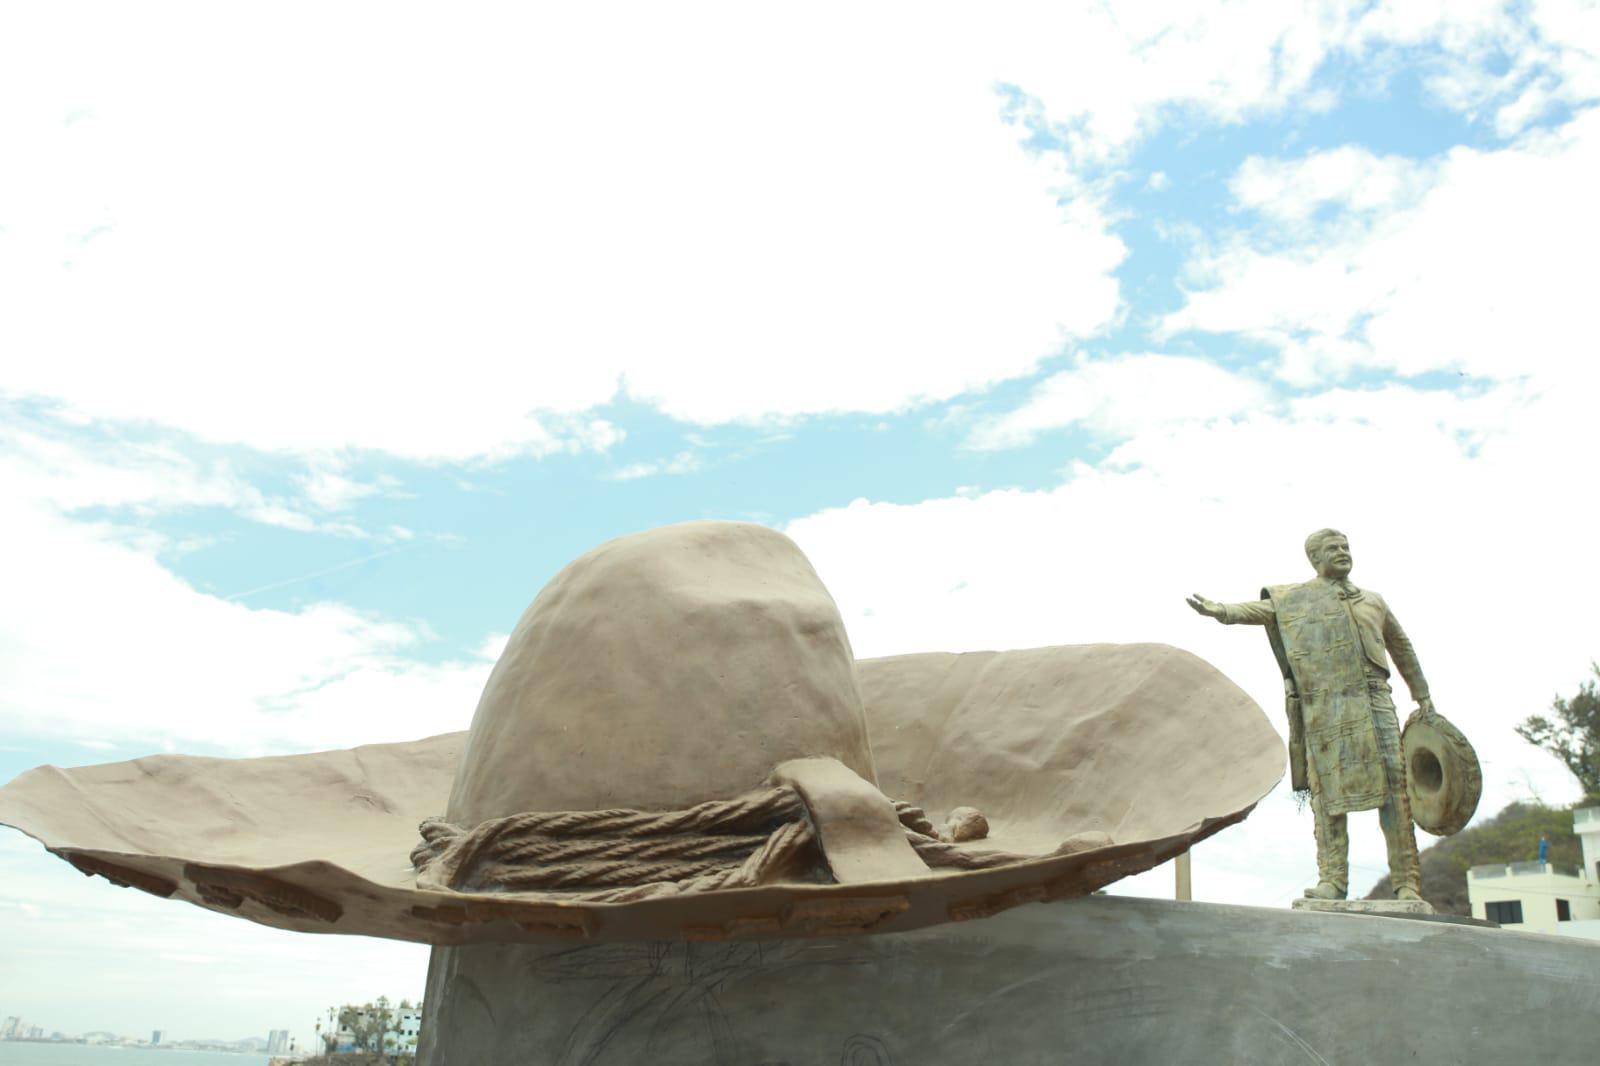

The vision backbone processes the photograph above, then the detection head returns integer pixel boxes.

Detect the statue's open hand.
[1417,696,1436,716]
[1185,593,1226,619]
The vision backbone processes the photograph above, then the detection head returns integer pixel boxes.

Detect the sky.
[2,0,1599,1047]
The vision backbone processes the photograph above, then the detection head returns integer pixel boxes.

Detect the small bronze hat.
[0,521,1283,944]
[1402,707,1482,836]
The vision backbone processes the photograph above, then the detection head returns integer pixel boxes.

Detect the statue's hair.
[1304,528,1346,564]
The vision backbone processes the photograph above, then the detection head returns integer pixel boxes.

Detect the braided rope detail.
[495,832,769,866]
[580,820,818,903]
[413,785,1033,901]
[893,800,938,838]
[413,787,811,897]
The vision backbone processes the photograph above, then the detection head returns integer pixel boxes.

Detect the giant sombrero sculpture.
[0,522,1284,944]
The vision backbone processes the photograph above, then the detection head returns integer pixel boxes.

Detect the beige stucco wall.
[1468,864,1600,934]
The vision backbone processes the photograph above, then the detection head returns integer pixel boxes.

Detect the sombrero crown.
[448,520,875,823]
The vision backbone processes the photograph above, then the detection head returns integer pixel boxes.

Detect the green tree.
[1515,663,1600,801]
[331,998,398,1061]
[337,1006,368,1052]
[372,995,394,1062]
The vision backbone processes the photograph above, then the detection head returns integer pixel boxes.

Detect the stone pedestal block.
[1291,897,1433,915]
[418,895,1600,1065]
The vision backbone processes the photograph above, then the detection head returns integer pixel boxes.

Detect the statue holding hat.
[1187,528,1481,907]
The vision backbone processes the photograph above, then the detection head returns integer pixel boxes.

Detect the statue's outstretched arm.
[1187,594,1273,625]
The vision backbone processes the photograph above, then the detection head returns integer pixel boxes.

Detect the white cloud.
[996,2,1368,158]
[0,414,359,536]
[1495,76,1561,135]
[1168,106,1600,387]
[969,354,1272,449]
[0,4,1143,459]
[1230,146,1439,227]
[1532,0,1600,99]
[1350,0,1600,122]
[0,481,490,751]
[0,412,404,544]
[0,419,255,515]
[11,2,1580,461]
[474,633,511,663]
[995,0,1582,159]
[296,463,404,512]
[608,450,704,481]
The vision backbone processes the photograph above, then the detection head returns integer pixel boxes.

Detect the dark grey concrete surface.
[418,895,1600,1065]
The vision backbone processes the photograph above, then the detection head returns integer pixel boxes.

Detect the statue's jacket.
[1221,578,1429,816]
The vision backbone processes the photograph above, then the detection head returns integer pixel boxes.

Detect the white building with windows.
[391,1003,422,1053]
[334,1001,424,1055]
[1467,805,1600,939]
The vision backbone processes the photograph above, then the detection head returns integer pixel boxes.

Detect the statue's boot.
[1303,881,1346,900]
[1394,886,1424,902]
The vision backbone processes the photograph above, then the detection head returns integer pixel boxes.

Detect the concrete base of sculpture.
[418,895,1599,1065]
[1290,897,1503,927]
[1291,896,1434,916]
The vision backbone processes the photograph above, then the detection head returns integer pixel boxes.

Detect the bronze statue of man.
[1186,529,1429,902]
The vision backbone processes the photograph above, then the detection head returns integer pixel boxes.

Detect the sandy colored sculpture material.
[2,521,1284,947]
[1187,528,1479,904]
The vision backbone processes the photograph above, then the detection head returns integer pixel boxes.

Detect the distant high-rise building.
[267,1029,291,1053]
[151,1030,163,1046]
[1,1017,20,1039]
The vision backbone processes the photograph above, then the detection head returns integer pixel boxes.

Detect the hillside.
[1363,801,1583,914]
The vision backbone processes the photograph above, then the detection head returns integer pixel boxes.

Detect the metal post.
[1175,850,1192,901]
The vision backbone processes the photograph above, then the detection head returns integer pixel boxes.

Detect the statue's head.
[1305,528,1353,579]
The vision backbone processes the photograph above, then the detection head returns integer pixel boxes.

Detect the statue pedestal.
[419,896,1596,1065]
[1291,897,1434,915]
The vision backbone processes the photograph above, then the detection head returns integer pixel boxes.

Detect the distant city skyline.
[1,1011,296,1050]
[0,996,421,1055]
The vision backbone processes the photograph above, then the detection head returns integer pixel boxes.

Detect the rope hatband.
[412,783,1041,903]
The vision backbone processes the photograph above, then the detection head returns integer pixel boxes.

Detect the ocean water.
[0,1047,269,1066]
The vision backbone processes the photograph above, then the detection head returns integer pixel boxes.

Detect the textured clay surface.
[449,522,876,823]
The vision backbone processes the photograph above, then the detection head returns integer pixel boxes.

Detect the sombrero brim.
[0,643,1283,943]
